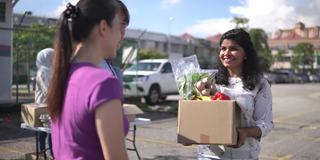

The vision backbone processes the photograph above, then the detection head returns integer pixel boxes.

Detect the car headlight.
[134,76,149,82]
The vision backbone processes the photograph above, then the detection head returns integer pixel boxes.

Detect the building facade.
[181,33,219,68]
[123,29,219,68]
[268,22,320,71]
[12,13,220,70]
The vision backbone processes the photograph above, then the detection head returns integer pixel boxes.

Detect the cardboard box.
[177,100,240,145]
[123,104,144,122]
[21,103,48,127]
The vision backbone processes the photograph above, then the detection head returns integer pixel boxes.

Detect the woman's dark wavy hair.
[47,0,118,121]
[215,28,262,91]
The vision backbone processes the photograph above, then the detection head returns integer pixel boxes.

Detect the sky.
[14,0,320,38]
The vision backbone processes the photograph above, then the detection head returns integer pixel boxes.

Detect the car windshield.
[128,62,161,71]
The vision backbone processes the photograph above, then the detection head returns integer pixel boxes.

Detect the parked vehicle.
[123,59,178,104]
[277,70,302,83]
[263,71,288,84]
[294,72,310,83]
[263,72,277,84]
[309,74,320,82]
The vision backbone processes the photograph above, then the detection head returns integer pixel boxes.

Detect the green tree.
[231,17,249,29]
[249,28,273,71]
[274,48,286,60]
[137,48,167,60]
[13,24,55,84]
[13,24,55,70]
[292,43,314,72]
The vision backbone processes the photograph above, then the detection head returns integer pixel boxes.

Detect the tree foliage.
[292,43,314,71]
[231,17,249,29]
[137,48,167,60]
[248,28,273,71]
[13,24,55,70]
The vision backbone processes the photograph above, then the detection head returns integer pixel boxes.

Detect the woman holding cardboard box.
[47,0,129,159]
[197,28,273,160]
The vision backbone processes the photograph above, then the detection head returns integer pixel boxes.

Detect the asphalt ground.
[1,83,320,160]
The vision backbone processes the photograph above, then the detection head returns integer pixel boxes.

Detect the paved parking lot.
[1,83,320,160]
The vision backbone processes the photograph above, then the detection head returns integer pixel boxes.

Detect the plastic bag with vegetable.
[170,55,218,100]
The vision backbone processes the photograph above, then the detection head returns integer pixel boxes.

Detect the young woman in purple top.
[47,0,129,159]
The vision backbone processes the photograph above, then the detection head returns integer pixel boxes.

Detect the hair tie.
[65,3,79,19]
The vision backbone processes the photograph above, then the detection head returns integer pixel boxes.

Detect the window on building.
[278,56,291,62]
[0,2,6,22]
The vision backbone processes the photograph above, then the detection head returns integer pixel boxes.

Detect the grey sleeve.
[37,70,50,95]
[253,80,274,137]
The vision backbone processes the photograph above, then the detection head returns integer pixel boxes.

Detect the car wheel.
[146,85,160,105]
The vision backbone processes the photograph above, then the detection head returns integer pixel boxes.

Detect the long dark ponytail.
[47,0,118,121]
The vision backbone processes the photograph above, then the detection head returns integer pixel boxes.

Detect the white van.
[123,59,178,104]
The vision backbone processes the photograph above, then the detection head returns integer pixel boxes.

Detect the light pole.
[18,11,32,26]
[135,30,147,98]
[15,11,32,104]
[167,17,174,56]
[121,29,147,71]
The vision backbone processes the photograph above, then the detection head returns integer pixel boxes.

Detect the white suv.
[123,59,178,104]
